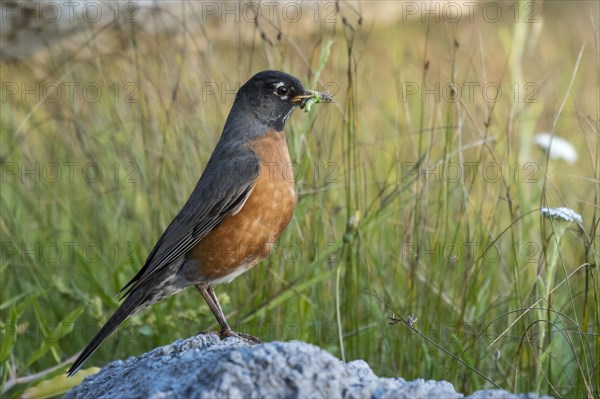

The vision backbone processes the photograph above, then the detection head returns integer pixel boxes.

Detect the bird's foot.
[220,328,261,344]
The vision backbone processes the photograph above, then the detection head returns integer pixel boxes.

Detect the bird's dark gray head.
[231,70,331,133]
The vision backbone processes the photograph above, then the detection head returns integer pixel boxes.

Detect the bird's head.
[234,70,333,131]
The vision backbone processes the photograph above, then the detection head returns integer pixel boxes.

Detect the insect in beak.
[293,89,334,112]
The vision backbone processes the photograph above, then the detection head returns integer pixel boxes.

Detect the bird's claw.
[220,329,261,344]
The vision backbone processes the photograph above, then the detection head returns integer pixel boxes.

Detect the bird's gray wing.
[67,146,261,376]
[119,147,260,296]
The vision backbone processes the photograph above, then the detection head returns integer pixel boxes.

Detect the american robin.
[67,70,333,375]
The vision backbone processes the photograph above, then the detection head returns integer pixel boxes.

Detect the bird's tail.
[67,288,146,376]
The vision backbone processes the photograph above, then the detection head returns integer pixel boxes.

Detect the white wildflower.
[533,133,578,164]
[347,211,360,230]
[540,207,582,224]
[407,315,418,326]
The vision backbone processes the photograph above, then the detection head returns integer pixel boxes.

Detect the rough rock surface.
[66,335,552,399]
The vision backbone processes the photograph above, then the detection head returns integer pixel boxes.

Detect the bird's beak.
[292,89,334,110]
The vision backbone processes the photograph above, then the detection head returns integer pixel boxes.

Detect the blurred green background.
[1,1,599,397]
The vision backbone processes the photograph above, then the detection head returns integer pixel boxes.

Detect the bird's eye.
[276,86,289,96]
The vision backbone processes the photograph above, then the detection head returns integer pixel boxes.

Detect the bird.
[67,70,333,376]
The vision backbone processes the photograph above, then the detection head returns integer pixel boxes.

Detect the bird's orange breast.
[187,130,297,282]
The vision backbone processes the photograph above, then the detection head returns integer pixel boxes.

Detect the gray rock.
[65,335,552,399]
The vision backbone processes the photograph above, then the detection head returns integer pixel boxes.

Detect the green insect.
[304,92,322,113]
[298,89,333,113]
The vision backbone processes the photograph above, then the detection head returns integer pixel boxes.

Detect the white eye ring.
[274,82,289,99]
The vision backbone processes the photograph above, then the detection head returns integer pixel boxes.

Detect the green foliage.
[1,3,598,398]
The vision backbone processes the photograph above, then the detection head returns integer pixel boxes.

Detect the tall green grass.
[1,2,599,398]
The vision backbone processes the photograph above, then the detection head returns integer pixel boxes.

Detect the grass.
[1,1,599,397]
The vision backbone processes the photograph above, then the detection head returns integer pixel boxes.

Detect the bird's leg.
[196,285,232,334]
[195,285,261,344]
